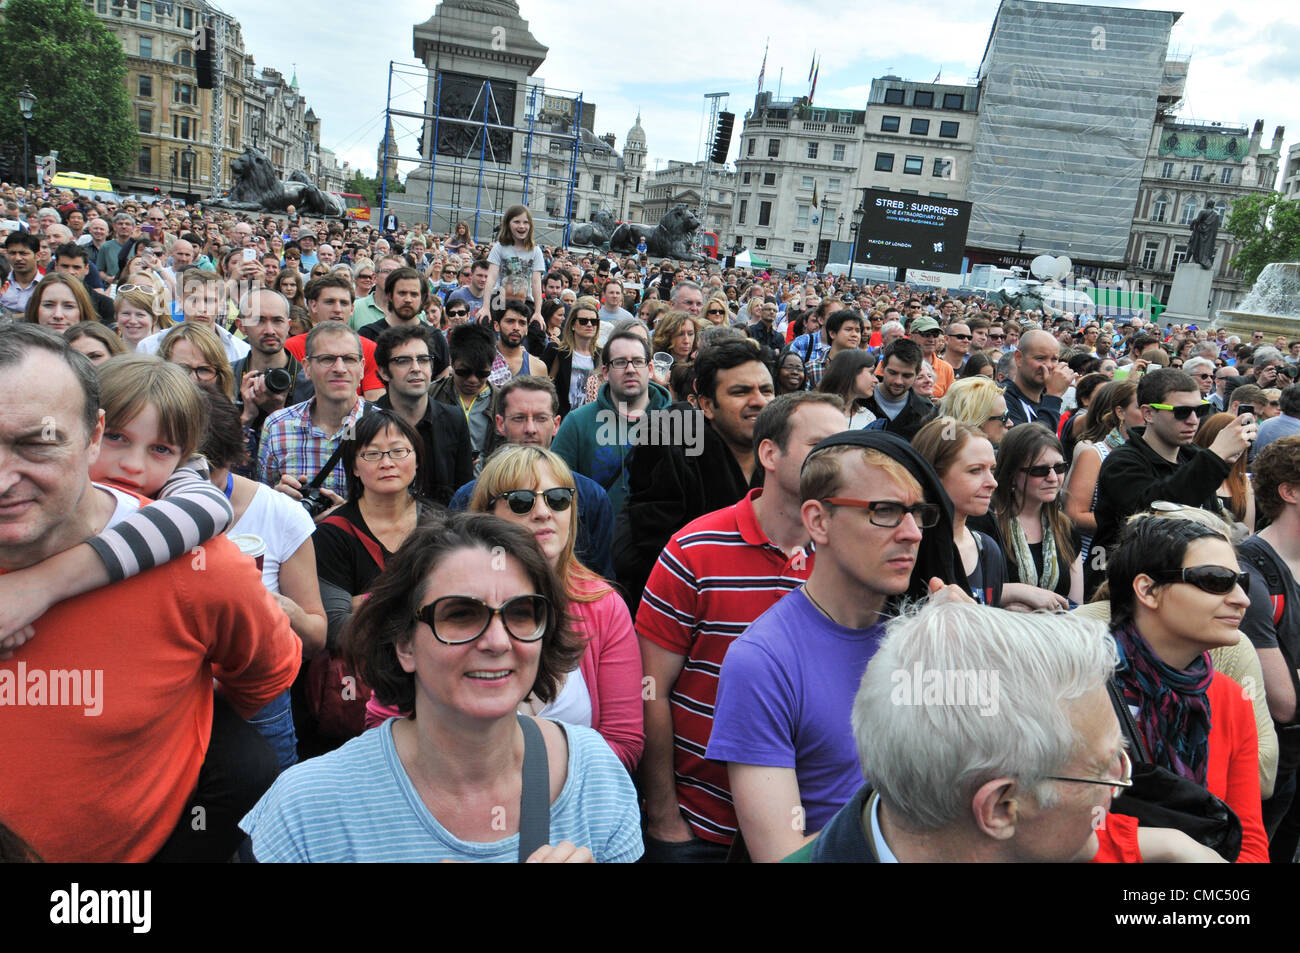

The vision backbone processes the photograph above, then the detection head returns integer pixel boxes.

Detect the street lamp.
[1017,231,1026,255]
[182,145,197,202]
[18,82,36,189]
[837,212,844,242]
[848,198,866,283]
[815,195,831,266]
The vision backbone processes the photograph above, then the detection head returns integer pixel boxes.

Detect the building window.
[742,172,751,184]
[913,90,934,108]
[592,174,601,190]
[173,82,194,105]
[758,201,772,226]
[904,156,924,175]
[832,143,846,162]
[900,189,919,195]
[137,108,152,134]
[613,183,619,197]
[755,238,767,250]
[738,199,747,225]
[828,177,841,191]
[910,118,929,136]
[767,139,780,158]
[884,87,904,105]
[748,138,755,156]
[763,172,776,186]
[932,158,952,178]
[875,153,894,172]
[880,115,900,133]
[1151,193,1169,222]
[939,121,959,138]
[173,115,195,140]
[1161,161,1174,178]
[180,6,193,29]
[138,146,151,174]
[1220,167,1232,184]
[943,93,964,110]
[717,191,725,202]
[1191,163,1204,181]
[807,141,819,159]
[97,0,106,12]
[1141,241,1160,270]
[139,0,151,20]
[1172,244,1188,267]
[1180,198,1199,225]
[801,175,814,190]
[792,241,805,254]
[796,204,810,228]
[138,75,152,97]
[139,36,152,58]
[930,192,948,198]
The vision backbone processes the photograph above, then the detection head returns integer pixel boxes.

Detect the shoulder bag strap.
[517,714,551,863]
[320,514,385,571]
[1106,678,1152,764]
[306,403,371,491]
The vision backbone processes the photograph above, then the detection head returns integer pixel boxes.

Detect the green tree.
[345,170,403,206]
[1224,192,1300,285]
[0,0,137,179]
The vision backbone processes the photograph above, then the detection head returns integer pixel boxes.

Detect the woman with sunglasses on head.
[1103,513,1269,862]
[937,375,1011,449]
[1193,413,1256,533]
[988,423,1083,605]
[462,446,643,770]
[546,294,601,416]
[241,512,642,862]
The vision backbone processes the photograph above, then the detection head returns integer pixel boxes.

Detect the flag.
[812,182,818,207]
[757,38,769,94]
[809,57,820,103]
[934,67,942,82]
[808,53,816,83]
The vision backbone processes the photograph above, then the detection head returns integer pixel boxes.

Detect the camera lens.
[264,367,293,394]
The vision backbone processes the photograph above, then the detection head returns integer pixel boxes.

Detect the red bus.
[340,193,370,222]
[699,231,719,259]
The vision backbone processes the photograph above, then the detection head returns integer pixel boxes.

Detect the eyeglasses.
[356,273,375,281]
[505,414,556,428]
[414,594,549,645]
[820,498,941,528]
[175,362,217,381]
[388,355,432,370]
[987,411,1012,426]
[608,357,649,371]
[309,353,363,367]
[1146,401,1208,421]
[573,316,599,327]
[1150,565,1250,596]
[1046,748,1133,798]
[453,364,491,379]
[355,446,415,464]
[489,487,576,515]
[1021,462,1068,478]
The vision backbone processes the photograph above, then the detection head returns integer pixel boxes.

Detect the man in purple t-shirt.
[707,430,972,862]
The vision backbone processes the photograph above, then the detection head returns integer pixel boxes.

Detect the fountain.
[1215,262,1300,340]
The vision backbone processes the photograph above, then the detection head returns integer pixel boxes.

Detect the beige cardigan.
[1072,600,1278,799]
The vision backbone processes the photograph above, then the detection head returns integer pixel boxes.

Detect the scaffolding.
[378,61,585,246]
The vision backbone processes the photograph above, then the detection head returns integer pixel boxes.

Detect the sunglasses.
[706,308,727,315]
[1150,566,1250,596]
[1021,462,1068,478]
[947,333,972,341]
[446,309,469,318]
[573,316,599,327]
[987,411,1012,426]
[1146,401,1208,421]
[489,487,576,515]
[453,365,491,379]
[414,594,549,645]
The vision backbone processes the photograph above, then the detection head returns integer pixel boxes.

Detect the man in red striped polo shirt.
[637,391,849,862]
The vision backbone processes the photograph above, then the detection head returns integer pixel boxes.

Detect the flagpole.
[777,67,782,99]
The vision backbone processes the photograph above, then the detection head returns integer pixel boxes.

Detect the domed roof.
[626,112,646,148]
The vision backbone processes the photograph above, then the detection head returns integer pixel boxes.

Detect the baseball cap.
[910,316,941,334]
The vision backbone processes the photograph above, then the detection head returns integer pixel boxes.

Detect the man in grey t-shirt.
[597,278,634,323]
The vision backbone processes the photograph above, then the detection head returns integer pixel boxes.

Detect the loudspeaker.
[709,111,735,165]
[195,29,215,89]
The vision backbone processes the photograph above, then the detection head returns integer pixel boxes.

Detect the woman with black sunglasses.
[1104,513,1268,862]
[545,294,601,416]
[463,445,644,771]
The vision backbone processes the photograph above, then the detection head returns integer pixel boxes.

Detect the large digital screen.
[854,189,972,273]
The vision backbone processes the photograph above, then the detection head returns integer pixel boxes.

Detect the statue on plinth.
[1187,200,1220,270]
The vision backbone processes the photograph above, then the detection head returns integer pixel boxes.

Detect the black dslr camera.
[301,488,332,518]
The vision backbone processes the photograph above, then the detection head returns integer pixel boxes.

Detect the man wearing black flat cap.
[707,430,973,862]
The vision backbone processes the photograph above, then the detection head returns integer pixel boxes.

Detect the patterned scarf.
[1103,427,1126,450]
[1007,509,1059,592]
[1112,621,1213,785]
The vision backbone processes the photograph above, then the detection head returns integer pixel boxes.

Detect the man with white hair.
[1183,356,1217,421]
[784,601,1225,862]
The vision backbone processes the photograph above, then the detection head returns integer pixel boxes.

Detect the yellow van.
[49,172,121,202]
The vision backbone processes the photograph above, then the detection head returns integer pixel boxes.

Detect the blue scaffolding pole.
[521,84,539,207]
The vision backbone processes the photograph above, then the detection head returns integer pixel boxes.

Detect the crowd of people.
[3,178,1300,865]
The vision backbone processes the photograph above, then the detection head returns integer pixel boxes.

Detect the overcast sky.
[220,0,1297,187]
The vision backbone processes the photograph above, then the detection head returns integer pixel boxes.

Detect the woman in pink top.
[366,446,644,771]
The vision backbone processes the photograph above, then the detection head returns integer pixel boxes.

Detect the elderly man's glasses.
[414,594,549,645]
[1046,747,1133,798]
[820,498,940,528]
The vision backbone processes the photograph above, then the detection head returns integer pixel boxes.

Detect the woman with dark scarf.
[1106,514,1269,861]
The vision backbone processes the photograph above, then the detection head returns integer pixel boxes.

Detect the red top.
[1203,671,1269,862]
[1091,812,1142,863]
[636,489,812,844]
[285,332,384,394]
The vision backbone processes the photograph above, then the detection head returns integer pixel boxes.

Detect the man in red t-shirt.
[636,392,848,861]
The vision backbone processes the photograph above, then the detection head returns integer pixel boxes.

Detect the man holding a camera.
[233,288,310,471]
[258,321,371,516]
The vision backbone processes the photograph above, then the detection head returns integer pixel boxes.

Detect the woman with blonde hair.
[158,322,236,400]
[651,309,706,363]
[22,273,96,333]
[113,276,171,351]
[1194,412,1255,532]
[937,375,1010,448]
[546,294,601,415]
[469,445,644,770]
[703,292,731,327]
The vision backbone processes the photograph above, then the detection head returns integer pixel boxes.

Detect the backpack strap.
[516,714,551,863]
